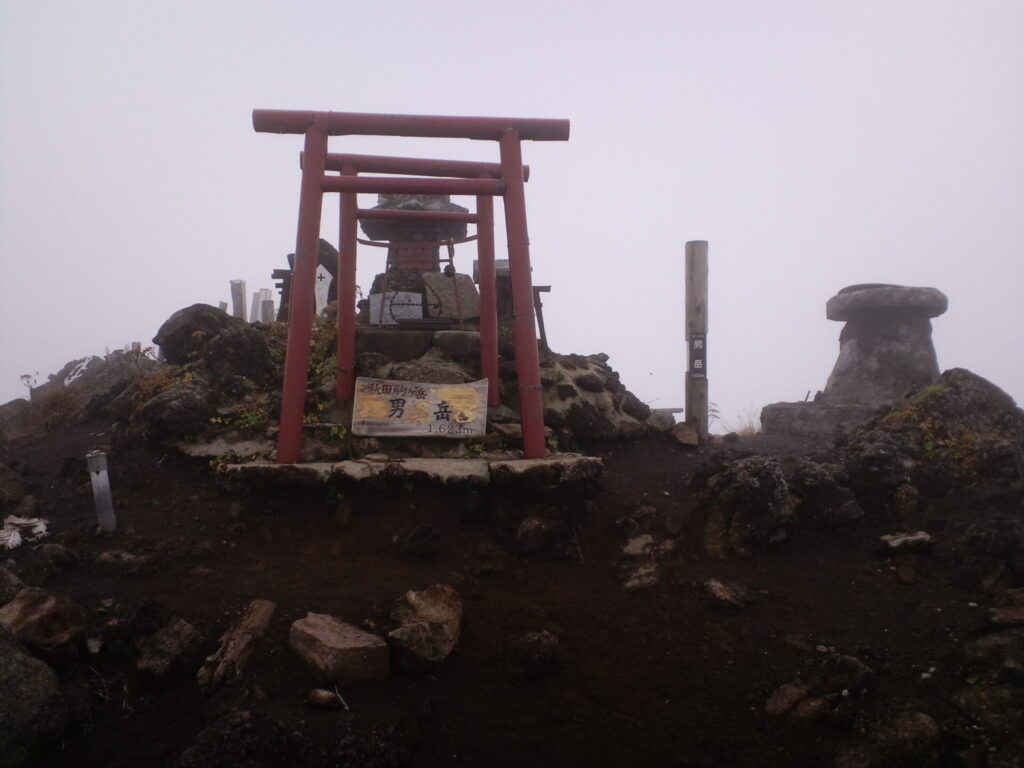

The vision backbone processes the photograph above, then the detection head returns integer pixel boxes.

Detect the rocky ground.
[1,308,1023,767]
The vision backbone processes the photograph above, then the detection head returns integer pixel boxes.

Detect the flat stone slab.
[177,437,274,459]
[332,460,388,483]
[422,272,480,320]
[389,458,490,486]
[489,455,604,485]
[225,461,333,484]
[225,454,603,487]
[432,330,480,358]
[826,284,947,321]
[289,613,389,682]
[760,402,878,437]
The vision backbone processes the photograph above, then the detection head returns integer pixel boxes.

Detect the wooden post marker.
[685,241,709,439]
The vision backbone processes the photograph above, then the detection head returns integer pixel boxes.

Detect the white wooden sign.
[314,265,332,315]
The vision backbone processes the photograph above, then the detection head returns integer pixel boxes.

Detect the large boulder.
[139,381,214,440]
[0,399,44,443]
[844,369,1024,511]
[950,517,1024,592]
[289,613,389,683]
[387,584,463,671]
[789,460,864,529]
[705,457,796,557]
[0,628,67,768]
[153,304,242,366]
[153,304,271,387]
[200,326,272,385]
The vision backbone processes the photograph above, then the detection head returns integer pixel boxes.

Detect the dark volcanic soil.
[2,420,1023,767]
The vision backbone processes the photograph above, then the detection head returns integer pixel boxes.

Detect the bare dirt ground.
[4,412,1022,768]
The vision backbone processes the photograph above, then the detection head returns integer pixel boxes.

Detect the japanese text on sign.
[689,333,707,379]
[352,377,488,438]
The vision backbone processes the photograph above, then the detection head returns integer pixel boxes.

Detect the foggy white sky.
[2,0,1022,428]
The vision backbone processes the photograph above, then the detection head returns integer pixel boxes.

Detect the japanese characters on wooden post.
[689,333,707,378]
[352,378,488,437]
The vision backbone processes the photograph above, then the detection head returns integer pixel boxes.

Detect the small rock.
[631,504,658,521]
[290,613,389,683]
[306,688,345,710]
[952,685,1024,733]
[136,617,203,677]
[505,630,561,679]
[624,562,660,590]
[393,525,441,560]
[622,535,656,557]
[704,579,761,609]
[989,606,1024,628]
[0,588,86,663]
[875,712,941,756]
[189,540,214,557]
[574,373,605,393]
[879,531,932,552]
[791,696,829,722]
[766,681,810,715]
[646,410,676,432]
[897,564,919,585]
[97,550,158,575]
[670,422,700,446]
[388,584,463,671]
[962,629,1024,684]
[813,654,873,695]
[512,517,567,556]
[0,566,26,605]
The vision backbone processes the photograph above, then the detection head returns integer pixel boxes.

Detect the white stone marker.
[86,450,116,532]
[249,291,261,322]
[230,280,247,320]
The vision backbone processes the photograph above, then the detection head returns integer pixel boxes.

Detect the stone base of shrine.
[223,453,603,490]
[760,402,880,438]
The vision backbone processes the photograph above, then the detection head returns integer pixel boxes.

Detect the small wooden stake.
[197,598,277,692]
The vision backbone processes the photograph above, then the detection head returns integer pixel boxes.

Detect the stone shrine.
[361,193,469,273]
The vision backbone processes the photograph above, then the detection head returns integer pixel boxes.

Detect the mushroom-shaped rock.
[825,283,947,321]
[821,284,948,405]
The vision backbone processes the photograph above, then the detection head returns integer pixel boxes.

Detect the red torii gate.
[252,109,570,463]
